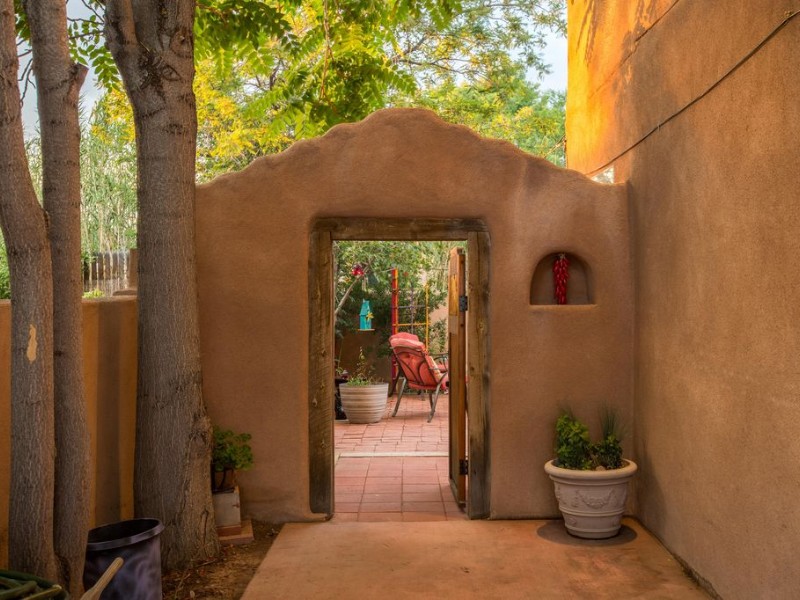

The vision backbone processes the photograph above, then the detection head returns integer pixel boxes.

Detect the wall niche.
[530,252,593,305]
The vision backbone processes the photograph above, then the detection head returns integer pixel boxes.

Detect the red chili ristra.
[553,253,570,304]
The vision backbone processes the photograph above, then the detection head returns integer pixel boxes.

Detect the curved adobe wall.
[194,108,633,521]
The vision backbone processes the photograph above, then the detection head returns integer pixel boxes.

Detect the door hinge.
[459,458,469,476]
[458,295,468,312]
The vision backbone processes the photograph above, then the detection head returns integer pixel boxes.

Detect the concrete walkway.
[241,518,708,599]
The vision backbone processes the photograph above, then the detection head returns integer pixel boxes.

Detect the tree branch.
[335,273,364,317]
[104,0,140,78]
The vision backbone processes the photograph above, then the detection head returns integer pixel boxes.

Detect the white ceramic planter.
[339,383,389,424]
[212,485,242,529]
[544,459,638,539]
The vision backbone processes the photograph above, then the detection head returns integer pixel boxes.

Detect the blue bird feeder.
[359,300,374,331]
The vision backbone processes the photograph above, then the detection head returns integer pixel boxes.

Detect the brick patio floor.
[333,392,465,522]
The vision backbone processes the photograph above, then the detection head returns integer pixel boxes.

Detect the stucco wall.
[195,108,634,522]
[567,1,800,598]
[0,297,137,566]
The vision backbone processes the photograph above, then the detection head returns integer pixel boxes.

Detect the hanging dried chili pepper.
[553,253,570,304]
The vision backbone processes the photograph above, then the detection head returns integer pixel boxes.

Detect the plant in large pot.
[544,411,637,539]
[338,348,389,424]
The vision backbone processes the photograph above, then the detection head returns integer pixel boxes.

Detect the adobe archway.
[308,218,490,518]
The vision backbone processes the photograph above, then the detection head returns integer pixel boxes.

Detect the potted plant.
[544,411,637,539]
[211,427,254,536]
[338,348,389,423]
[212,426,254,492]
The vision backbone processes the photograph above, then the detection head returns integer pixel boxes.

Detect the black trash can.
[83,518,164,600]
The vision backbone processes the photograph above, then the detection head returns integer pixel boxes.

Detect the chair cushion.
[390,334,446,388]
[392,332,420,342]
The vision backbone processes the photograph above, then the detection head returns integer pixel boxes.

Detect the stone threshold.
[338,451,448,458]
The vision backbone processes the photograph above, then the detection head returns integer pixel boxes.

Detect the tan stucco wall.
[0,297,137,566]
[195,108,634,522]
[567,1,800,598]
[338,330,392,383]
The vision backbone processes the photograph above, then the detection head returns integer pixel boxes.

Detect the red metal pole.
[391,267,399,334]
[391,267,399,382]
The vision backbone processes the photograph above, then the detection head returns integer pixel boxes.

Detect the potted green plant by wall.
[212,426,254,492]
[338,348,389,424]
[544,411,637,539]
[212,427,254,534]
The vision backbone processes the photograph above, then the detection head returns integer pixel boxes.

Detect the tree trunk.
[0,0,57,579]
[106,0,219,568]
[24,1,90,595]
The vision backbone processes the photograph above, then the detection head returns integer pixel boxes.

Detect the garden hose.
[0,571,65,600]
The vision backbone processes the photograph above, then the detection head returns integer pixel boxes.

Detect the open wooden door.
[448,247,467,506]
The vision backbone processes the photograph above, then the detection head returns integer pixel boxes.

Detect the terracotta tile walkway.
[333,393,466,522]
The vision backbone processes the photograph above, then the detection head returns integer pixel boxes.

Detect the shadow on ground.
[536,520,639,546]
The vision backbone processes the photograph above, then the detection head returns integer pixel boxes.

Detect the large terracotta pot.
[339,383,389,424]
[544,459,638,539]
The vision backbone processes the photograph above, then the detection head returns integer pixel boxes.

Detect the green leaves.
[406,68,566,166]
[212,427,254,472]
[195,0,295,59]
[555,413,592,470]
[391,0,564,88]
[0,241,10,300]
[42,0,564,181]
[592,433,623,470]
[191,0,485,150]
[65,1,119,88]
[393,0,462,28]
[554,411,625,470]
[333,241,457,354]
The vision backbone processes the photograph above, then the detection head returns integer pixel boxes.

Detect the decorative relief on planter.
[578,489,617,509]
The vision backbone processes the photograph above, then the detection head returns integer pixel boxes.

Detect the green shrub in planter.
[554,411,623,470]
[546,410,635,538]
[212,427,253,492]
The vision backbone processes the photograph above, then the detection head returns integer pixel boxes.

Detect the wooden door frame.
[448,247,467,505]
[308,218,491,519]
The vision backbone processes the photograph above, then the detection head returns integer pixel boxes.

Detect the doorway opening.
[308,218,490,520]
[332,239,458,521]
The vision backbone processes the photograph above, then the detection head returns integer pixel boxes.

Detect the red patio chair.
[388,331,421,395]
[389,334,448,422]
